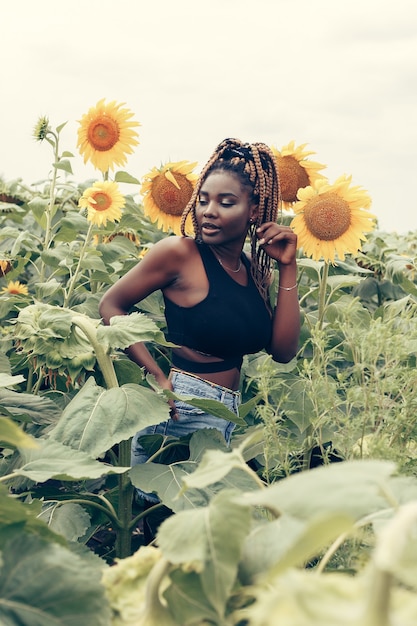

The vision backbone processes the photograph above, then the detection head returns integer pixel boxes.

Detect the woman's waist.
[170,367,241,400]
[170,348,242,390]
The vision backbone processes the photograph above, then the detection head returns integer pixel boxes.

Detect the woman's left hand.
[256,223,297,265]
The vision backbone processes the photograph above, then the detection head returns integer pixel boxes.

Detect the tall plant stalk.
[39,129,60,282]
[72,315,134,558]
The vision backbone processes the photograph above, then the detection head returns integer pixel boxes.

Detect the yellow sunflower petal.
[1,280,28,295]
[77,99,140,173]
[78,180,125,227]
[291,174,376,264]
[140,160,198,235]
[271,141,327,208]
[0,260,12,277]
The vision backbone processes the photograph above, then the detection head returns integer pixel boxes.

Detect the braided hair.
[180,138,281,306]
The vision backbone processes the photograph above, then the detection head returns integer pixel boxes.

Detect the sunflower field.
[1,101,417,625]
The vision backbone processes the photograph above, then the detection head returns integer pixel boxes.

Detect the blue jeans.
[131,368,240,502]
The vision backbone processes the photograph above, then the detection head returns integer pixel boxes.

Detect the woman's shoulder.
[145,236,199,268]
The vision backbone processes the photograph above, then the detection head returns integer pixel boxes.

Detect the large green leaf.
[164,570,222,626]
[0,387,61,425]
[15,439,128,482]
[0,416,37,449]
[0,534,110,626]
[38,503,91,542]
[48,377,170,458]
[129,430,258,511]
[166,390,246,426]
[242,567,417,626]
[180,445,256,491]
[240,512,354,583]
[0,373,25,388]
[0,485,65,548]
[97,311,173,350]
[245,459,396,522]
[158,489,252,618]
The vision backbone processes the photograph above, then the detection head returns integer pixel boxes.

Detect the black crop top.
[163,241,272,371]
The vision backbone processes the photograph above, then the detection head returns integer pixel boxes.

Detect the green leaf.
[165,389,246,426]
[114,170,141,184]
[280,376,315,434]
[54,159,73,175]
[0,534,110,626]
[0,373,25,388]
[240,512,354,582]
[55,121,68,133]
[39,503,91,542]
[164,570,222,625]
[180,447,253,491]
[130,430,259,512]
[158,490,252,617]
[0,486,66,548]
[55,213,90,242]
[34,279,63,299]
[0,387,61,424]
[326,274,363,291]
[97,312,173,349]
[246,459,396,521]
[28,197,49,229]
[48,377,170,458]
[15,439,129,482]
[0,417,38,449]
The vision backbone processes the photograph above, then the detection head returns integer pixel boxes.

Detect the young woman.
[99,137,300,494]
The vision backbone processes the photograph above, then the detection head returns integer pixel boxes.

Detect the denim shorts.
[131,369,240,502]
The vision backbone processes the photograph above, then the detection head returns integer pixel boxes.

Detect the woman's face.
[195,171,258,245]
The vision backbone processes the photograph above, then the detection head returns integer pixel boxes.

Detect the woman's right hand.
[156,375,179,421]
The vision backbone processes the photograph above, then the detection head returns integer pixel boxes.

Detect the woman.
[99,138,300,501]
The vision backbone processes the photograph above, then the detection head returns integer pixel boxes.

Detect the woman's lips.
[201,222,220,235]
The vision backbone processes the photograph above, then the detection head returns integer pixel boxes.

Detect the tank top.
[163,241,272,368]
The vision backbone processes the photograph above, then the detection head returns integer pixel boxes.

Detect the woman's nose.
[203,201,217,217]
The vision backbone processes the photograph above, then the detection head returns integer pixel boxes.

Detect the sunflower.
[33,116,51,142]
[291,175,376,263]
[1,281,28,295]
[271,141,326,209]
[77,99,140,172]
[0,260,12,277]
[140,160,198,235]
[78,181,126,227]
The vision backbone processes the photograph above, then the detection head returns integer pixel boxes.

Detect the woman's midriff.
[172,347,241,390]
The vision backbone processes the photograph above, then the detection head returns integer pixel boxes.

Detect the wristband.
[279,284,297,291]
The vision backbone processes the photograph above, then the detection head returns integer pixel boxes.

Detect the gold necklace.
[216,255,242,273]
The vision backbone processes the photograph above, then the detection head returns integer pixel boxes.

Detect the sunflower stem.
[70,312,133,557]
[39,131,60,282]
[63,222,94,307]
[70,313,118,389]
[317,261,329,329]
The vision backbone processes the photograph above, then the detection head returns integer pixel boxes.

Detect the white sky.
[1,0,416,233]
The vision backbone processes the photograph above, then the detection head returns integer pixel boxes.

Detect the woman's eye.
[198,198,208,205]
[221,201,234,208]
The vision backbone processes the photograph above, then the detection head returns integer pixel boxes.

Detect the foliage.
[1,113,417,624]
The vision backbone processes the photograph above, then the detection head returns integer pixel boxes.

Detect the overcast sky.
[1,0,416,233]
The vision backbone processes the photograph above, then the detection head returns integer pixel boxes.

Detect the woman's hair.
[180,137,281,304]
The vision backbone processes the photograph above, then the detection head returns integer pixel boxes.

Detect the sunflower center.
[277,155,310,203]
[87,115,120,152]
[303,193,351,241]
[151,173,194,216]
[92,192,112,211]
